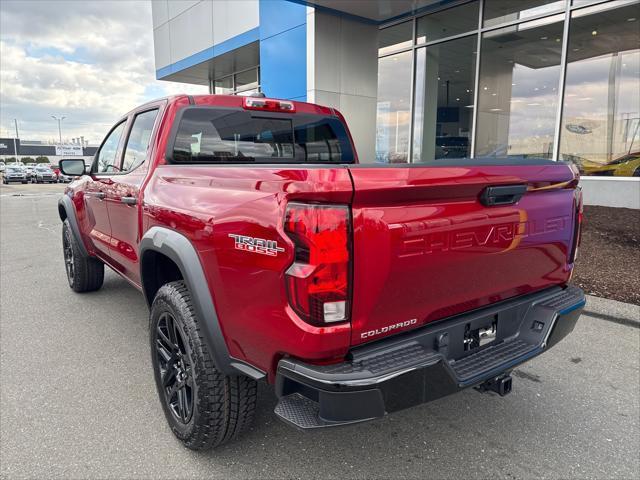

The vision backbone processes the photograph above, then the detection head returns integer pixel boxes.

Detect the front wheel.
[62,219,104,292]
[150,281,257,450]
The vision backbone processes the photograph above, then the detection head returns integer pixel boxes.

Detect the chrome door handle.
[91,192,106,200]
[121,196,137,205]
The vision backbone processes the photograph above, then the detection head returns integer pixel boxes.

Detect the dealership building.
[152,0,639,208]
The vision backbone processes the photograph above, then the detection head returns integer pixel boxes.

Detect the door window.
[122,109,159,172]
[96,122,126,173]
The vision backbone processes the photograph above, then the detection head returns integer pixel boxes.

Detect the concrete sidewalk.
[584,295,640,328]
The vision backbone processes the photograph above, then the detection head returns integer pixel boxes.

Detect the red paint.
[67,94,580,381]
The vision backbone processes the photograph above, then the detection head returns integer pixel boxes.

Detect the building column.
[306,9,379,162]
[259,0,307,100]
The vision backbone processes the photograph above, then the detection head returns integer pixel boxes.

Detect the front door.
[105,108,160,286]
[84,120,127,259]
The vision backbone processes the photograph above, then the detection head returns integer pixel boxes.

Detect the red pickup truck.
[58,94,585,450]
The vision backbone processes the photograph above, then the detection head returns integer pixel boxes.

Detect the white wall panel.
[152,0,169,27]
[169,0,214,62]
[581,177,640,209]
[167,0,200,19]
[153,23,171,69]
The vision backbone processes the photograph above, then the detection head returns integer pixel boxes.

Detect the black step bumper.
[274,285,585,429]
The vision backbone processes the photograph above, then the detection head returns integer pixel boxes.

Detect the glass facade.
[213,67,260,96]
[375,0,640,176]
[376,50,413,163]
[560,2,640,176]
[475,15,564,158]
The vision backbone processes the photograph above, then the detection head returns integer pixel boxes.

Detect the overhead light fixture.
[591,30,598,36]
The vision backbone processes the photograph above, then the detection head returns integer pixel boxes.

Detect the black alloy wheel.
[155,311,194,424]
[63,226,75,286]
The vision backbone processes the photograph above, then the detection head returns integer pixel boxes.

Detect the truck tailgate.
[347,161,578,346]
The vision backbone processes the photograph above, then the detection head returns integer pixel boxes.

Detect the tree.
[3,157,17,163]
[20,157,35,164]
[35,156,50,163]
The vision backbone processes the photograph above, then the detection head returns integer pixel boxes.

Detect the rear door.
[347,160,579,346]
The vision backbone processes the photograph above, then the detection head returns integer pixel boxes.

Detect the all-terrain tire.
[150,281,257,450]
[62,219,104,292]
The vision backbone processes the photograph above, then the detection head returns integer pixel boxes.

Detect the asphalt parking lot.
[1,183,639,479]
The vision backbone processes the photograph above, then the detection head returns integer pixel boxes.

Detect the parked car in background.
[582,152,640,177]
[33,165,57,183]
[57,172,73,183]
[0,161,5,173]
[2,165,28,184]
[24,164,36,182]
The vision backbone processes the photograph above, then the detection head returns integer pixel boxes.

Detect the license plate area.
[463,317,498,352]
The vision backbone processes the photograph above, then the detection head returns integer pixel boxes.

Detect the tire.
[150,281,257,450]
[62,219,104,292]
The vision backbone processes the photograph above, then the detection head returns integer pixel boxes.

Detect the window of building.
[412,35,477,161]
[379,21,413,56]
[213,67,260,95]
[214,76,233,94]
[483,0,566,28]
[417,1,479,44]
[376,50,413,163]
[235,68,259,94]
[560,2,640,176]
[122,109,158,172]
[475,14,564,158]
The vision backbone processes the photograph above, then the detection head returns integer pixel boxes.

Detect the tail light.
[570,186,583,263]
[243,97,295,112]
[284,203,351,326]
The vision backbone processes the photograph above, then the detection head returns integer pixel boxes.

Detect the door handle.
[121,196,137,205]
[91,192,106,200]
[480,185,527,206]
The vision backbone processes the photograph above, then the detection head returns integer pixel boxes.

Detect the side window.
[96,122,126,173]
[122,109,159,172]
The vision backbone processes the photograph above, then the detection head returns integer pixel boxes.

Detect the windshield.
[6,167,22,173]
[171,107,354,164]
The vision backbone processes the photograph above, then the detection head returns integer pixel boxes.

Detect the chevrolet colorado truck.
[58,94,585,450]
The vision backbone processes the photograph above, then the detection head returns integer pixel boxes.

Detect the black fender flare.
[139,227,265,380]
[58,194,89,258]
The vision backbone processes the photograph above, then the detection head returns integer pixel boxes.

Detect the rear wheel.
[62,219,104,292]
[150,281,257,450]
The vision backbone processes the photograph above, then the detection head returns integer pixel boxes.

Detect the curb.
[583,295,640,328]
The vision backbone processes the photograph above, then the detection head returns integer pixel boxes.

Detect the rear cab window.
[170,108,354,164]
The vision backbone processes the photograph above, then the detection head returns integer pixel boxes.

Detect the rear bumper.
[274,285,585,429]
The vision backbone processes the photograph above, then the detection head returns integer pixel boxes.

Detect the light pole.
[51,115,66,144]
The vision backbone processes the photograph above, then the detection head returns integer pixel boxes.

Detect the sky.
[0,0,208,145]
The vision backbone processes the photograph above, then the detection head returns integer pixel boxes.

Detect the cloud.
[0,0,208,144]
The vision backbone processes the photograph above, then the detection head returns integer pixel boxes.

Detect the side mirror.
[59,159,87,176]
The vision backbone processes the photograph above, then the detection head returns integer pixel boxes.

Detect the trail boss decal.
[229,234,285,257]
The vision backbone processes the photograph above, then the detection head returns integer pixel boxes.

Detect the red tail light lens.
[284,203,351,326]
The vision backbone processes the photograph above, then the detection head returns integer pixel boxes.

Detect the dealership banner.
[55,145,83,156]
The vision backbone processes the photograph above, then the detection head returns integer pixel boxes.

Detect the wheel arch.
[140,227,265,380]
[58,194,89,257]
